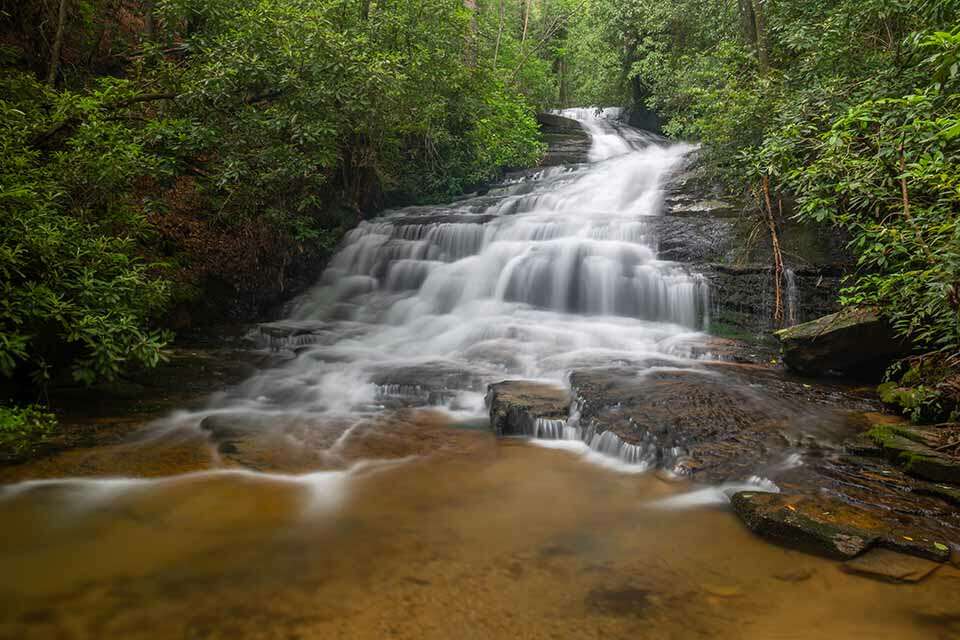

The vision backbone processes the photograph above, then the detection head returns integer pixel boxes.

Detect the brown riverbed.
[1,410,959,640]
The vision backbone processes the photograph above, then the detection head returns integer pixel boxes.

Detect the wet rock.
[842,434,884,457]
[705,266,843,338]
[259,320,329,340]
[200,413,271,441]
[916,483,960,507]
[868,424,960,484]
[669,199,738,217]
[486,381,570,436]
[650,216,737,263]
[371,362,485,407]
[536,113,590,166]
[731,491,877,559]
[776,307,913,378]
[382,213,496,228]
[731,491,952,562]
[791,452,960,553]
[536,112,584,132]
[841,548,941,583]
[567,365,867,482]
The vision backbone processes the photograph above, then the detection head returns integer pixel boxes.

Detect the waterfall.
[214,108,708,468]
[784,268,799,327]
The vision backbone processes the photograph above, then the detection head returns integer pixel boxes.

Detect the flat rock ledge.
[731,491,952,563]
[487,381,570,436]
[867,423,960,484]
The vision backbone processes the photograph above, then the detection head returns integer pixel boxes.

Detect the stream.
[1,109,958,639]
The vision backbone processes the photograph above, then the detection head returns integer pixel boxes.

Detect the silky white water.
[185,108,713,467]
[3,109,716,502]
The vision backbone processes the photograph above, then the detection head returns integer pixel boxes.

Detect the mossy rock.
[916,483,960,508]
[731,491,877,560]
[868,424,960,484]
[879,355,960,424]
[731,491,951,562]
[775,307,912,379]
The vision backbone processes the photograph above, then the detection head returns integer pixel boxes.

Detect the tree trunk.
[360,0,371,20]
[752,0,769,73]
[738,0,757,48]
[47,0,69,86]
[762,175,784,327]
[144,0,155,41]
[493,0,505,69]
[521,0,531,50]
[464,0,478,67]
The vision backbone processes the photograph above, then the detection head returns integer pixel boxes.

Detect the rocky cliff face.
[657,157,850,338]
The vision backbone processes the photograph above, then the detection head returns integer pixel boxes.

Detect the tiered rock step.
[486,367,960,574]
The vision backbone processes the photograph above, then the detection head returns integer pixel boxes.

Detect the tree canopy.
[560,0,960,352]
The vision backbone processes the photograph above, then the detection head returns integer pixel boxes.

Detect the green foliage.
[564,0,960,351]
[881,355,960,424]
[0,72,172,385]
[1,0,549,391]
[0,404,57,454]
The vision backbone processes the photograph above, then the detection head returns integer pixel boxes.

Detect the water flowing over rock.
[25,106,956,579]
[237,108,709,420]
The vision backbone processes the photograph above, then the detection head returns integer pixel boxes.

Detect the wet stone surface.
[484,361,960,567]
[566,363,875,482]
[487,381,571,437]
[731,491,953,562]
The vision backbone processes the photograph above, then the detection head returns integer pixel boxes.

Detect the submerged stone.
[841,548,941,583]
[775,307,912,378]
[200,413,271,441]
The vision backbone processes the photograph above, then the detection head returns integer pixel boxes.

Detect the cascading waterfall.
[230,108,708,467]
[784,268,799,327]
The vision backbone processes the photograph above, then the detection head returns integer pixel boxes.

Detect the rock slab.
[487,381,570,436]
[776,307,912,378]
[731,491,951,562]
[868,424,960,484]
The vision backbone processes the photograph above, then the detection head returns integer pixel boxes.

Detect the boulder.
[730,491,951,562]
[487,381,570,436]
[775,307,912,378]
